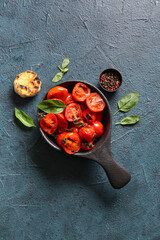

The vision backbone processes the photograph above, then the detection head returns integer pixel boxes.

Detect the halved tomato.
[83,108,96,124]
[64,93,75,105]
[47,86,68,101]
[81,141,94,151]
[56,132,67,147]
[92,121,104,138]
[86,93,105,112]
[56,113,68,132]
[65,103,82,122]
[61,132,81,154]
[79,124,95,142]
[40,113,58,135]
[72,83,91,102]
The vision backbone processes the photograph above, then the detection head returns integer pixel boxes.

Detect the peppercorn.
[100,72,121,91]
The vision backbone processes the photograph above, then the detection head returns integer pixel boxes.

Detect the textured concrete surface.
[0,0,160,239]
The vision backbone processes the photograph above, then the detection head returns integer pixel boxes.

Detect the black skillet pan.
[37,80,131,189]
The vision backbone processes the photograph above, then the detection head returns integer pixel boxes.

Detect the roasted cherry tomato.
[83,108,96,124]
[92,121,104,138]
[79,124,95,142]
[40,113,58,135]
[65,103,82,122]
[47,86,68,101]
[65,93,75,105]
[56,132,67,147]
[72,83,91,102]
[81,141,94,151]
[72,127,79,134]
[65,126,79,133]
[95,112,103,121]
[56,113,68,132]
[86,93,105,112]
[61,132,81,154]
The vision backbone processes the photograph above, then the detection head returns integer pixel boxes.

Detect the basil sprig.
[52,57,69,82]
[15,108,36,127]
[113,92,140,116]
[116,115,140,125]
[37,99,66,114]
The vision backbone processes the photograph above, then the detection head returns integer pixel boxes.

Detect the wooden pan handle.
[88,132,131,189]
[98,150,131,189]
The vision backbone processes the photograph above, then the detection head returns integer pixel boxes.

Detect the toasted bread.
[14,70,41,97]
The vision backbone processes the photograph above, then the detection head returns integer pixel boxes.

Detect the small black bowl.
[99,68,122,93]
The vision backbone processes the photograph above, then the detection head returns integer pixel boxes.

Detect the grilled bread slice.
[14,70,41,97]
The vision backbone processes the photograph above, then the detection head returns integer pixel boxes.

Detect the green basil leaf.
[52,72,63,82]
[114,92,140,115]
[61,68,69,73]
[62,57,69,69]
[37,99,66,114]
[118,92,140,111]
[116,115,140,125]
[15,108,36,127]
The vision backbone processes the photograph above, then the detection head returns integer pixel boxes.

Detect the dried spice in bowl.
[99,68,122,92]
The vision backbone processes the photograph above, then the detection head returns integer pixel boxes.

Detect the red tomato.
[65,103,82,122]
[96,112,103,121]
[83,108,96,124]
[81,141,94,151]
[72,83,91,102]
[86,93,105,112]
[79,124,95,142]
[47,86,68,101]
[62,132,81,154]
[92,121,104,138]
[56,113,68,132]
[56,132,67,147]
[65,93,75,105]
[40,113,58,135]
[72,127,79,134]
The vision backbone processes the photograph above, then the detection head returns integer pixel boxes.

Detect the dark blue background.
[0,0,160,239]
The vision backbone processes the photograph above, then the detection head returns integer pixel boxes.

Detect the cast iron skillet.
[37,80,131,189]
